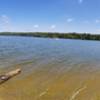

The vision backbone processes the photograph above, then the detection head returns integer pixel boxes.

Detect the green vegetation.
[0,32,100,41]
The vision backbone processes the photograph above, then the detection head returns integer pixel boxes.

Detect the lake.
[0,36,100,100]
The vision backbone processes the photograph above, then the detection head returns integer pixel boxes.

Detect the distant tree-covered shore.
[0,32,100,41]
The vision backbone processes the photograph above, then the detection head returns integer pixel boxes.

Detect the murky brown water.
[0,36,100,100]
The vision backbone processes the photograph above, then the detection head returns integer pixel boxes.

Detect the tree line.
[0,32,100,41]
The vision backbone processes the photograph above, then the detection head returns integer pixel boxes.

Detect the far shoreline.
[0,32,100,41]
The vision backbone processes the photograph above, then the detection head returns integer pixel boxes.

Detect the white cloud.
[67,18,73,22]
[51,25,56,29]
[95,19,100,23]
[0,15,12,31]
[34,25,39,28]
[78,0,83,4]
[1,15,9,23]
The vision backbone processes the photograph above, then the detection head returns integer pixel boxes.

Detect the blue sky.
[0,0,100,33]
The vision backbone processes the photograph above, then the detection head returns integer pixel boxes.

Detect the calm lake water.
[0,36,100,100]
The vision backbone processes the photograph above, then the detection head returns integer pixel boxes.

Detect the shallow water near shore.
[0,36,100,100]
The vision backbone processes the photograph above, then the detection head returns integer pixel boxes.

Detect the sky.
[0,0,100,33]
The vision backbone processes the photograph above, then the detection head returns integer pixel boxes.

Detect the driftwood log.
[0,68,21,84]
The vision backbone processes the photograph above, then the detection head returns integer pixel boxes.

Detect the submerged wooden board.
[0,68,21,84]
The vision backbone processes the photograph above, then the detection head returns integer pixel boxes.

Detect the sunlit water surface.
[0,36,100,100]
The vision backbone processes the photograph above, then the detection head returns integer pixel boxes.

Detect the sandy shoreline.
[0,65,100,100]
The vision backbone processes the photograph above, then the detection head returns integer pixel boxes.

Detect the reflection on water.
[0,36,100,100]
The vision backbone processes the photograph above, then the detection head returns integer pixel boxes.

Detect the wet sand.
[0,62,100,100]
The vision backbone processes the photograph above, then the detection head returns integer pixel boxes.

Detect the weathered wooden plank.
[0,68,21,84]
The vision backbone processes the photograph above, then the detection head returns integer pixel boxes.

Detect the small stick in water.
[70,86,86,100]
[0,68,21,84]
